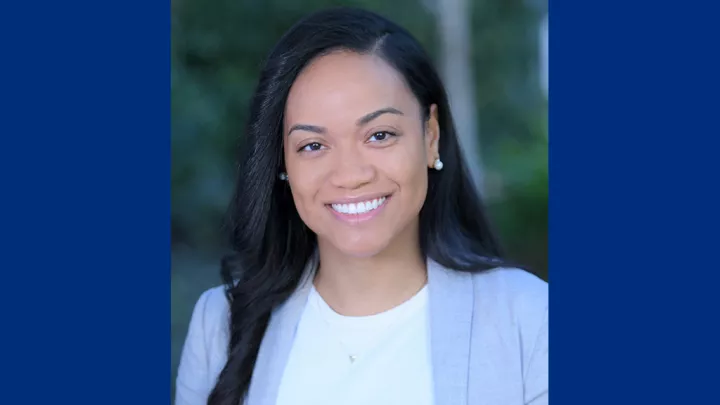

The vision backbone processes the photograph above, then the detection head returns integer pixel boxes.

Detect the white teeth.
[331,197,387,215]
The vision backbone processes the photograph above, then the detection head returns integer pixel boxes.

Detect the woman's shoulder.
[471,267,548,392]
[175,285,230,404]
[195,284,231,316]
[471,266,548,309]
[188,284,231,348]
[470,266,548,338]
[430,262,547,393]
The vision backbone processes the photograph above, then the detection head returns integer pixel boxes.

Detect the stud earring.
[433,158,444,171]
[278,172,288,181]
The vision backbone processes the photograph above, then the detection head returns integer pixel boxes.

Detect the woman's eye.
[369,131,395,142]
[300,142,324,152]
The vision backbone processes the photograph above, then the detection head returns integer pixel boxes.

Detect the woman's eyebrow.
[287,107,404,136]
[356,107,404,126]
[287,124,325,136]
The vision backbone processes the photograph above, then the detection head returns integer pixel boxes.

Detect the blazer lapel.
[427,259,474,405]
[245,258,317,405]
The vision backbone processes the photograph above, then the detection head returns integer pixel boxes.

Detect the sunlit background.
[171,0,548,398]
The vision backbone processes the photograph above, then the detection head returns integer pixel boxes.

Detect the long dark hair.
[208,7,507,405]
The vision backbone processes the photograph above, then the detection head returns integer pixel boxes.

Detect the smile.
[330,196,387,215]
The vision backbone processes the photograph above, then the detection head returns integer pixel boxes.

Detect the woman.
[176,6,548,405]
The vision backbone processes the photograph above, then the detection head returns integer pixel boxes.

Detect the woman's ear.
[426,104,440,167]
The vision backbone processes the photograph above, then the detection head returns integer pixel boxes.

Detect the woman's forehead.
[285,52,418,124]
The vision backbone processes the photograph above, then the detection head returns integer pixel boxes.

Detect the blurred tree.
[431,0,484,193]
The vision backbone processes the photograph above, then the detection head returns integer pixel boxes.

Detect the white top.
[275,285,434,405]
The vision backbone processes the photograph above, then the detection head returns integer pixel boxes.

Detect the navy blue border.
[551,1,720,403]
[1,1,170,403]
[2,0,720,403]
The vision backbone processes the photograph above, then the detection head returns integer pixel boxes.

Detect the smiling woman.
[175,6,548,405]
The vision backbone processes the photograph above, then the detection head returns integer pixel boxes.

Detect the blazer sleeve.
[523,307,548,405]
[175,287,224,405]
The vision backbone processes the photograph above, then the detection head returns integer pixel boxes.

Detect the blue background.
[1,0,719,403]
[1,0,169,402]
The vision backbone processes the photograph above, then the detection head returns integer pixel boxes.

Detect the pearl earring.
[433,158,444,171]
[278,172,288,181]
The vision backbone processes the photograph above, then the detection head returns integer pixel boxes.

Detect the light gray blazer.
[175,258,548,405]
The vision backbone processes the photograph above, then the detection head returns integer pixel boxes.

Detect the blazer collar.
[427,258,474,405]
[246,257,474,405]
[245,255,318,405]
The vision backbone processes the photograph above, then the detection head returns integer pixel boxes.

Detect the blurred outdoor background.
[171,0,548,399]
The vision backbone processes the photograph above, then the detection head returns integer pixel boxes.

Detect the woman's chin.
[325,238,390,259]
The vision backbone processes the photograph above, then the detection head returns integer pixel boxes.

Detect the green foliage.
[471,0,546,149]
[487,110,548,278]
[489,151,547,279]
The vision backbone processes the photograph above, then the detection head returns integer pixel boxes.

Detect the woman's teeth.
[331,197,387,215]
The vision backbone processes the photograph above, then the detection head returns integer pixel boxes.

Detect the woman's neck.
[313,238,427,317]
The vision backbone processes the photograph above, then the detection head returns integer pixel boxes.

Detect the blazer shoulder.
[471,267,548,345]
[199,284,231,316]
[471,267,548,394]
[472,266,548,311]
[175,285,230,404]
[194,285,231,349]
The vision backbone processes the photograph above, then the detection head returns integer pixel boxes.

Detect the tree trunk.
[435,0,484,195]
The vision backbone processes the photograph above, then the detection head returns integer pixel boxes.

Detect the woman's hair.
[209,6,507,405]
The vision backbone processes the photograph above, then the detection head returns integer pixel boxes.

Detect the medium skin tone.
[283,50,441,316]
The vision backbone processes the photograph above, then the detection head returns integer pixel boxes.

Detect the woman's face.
[283,51,440,258]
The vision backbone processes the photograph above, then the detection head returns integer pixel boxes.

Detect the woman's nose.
[328,149,376,190]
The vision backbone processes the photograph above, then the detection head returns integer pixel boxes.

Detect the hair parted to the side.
[208,7,508,405]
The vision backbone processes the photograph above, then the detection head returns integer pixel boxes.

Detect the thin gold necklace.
[311,289,360,364]
[311,274,428,364]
